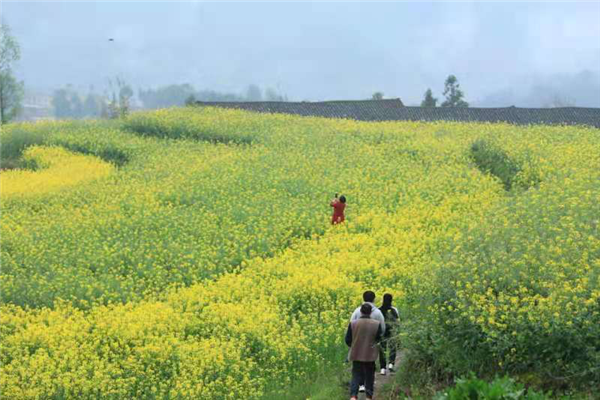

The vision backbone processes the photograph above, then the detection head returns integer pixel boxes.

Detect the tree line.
[140,83,288,110]
[53,78,134,119]
[372,75,469,107]
[421,75,469,107]
[49,82,289,120]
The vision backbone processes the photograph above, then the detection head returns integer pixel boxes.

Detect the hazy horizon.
[4,1,600,107]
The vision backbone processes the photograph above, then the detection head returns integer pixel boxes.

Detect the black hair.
[380,293,393,312]
[360,303,372,316]
[339,195,346,203]
[382,293,393,306]
[363,290,376,303]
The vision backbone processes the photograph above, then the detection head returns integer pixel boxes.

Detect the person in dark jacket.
[345,303,382,400]
[378,293,399,375]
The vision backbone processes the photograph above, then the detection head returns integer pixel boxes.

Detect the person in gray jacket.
[345,303,383,400]
[348,290,385,393]
[350,290,385,335]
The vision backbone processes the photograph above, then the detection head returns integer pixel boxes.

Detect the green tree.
[421,88,438,107]
[99,100,108,119]
[52,88,72,118]
[265,87,286,101]
[184,94,196,106]
[0,23,24,124]
[83,93,99,117]
[70,93,83,118]
[139,84,196,108]
[108,92,119,119]
[0,72,24,123]
[245,84,262,101]
[372,92,384,100]
[106,76,133,117]
[118,81,133,117]
[441,75,469,107]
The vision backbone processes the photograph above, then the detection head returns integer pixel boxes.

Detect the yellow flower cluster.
[1,146,114,197]
[1,108,599,397]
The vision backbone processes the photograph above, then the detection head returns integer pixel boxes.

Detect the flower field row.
[1,108,599,397]
[1,146,114,197]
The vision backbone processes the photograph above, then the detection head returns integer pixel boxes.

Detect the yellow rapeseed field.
[1,107,598,398]
[1,146,114,197]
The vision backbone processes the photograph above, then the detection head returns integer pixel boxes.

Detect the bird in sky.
[108,38,114,41]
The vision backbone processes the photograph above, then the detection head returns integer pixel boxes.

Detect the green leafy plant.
[435,375,549,400]
[470,139,523,190]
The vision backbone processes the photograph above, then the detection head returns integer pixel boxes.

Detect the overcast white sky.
[3,1,600,106]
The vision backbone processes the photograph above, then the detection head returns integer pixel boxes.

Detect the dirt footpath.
[356,351,404,400]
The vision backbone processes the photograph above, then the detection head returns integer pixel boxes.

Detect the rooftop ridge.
[194,100,600,128]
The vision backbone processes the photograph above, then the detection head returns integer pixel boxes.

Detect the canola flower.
[1,146,114,197]
[1,108,599,398]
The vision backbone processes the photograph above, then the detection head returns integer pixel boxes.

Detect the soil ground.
[353,351,404,400]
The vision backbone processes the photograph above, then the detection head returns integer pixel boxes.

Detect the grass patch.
[123,108,257,144]
[262,363,348,400]
[56,142,130,167]
[470,139,522,190]
[0,128,46,170]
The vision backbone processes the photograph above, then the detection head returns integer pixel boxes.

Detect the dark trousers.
[379,334,397,369]
[350,361,375,398]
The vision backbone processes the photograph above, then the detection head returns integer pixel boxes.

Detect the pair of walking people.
[345,291,399,400]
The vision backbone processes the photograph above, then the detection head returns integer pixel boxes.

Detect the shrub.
[435,375,549,399]
[0,128,46,169]
[470,139,523,190]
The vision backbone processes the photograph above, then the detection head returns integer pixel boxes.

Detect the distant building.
[17,92,54,122]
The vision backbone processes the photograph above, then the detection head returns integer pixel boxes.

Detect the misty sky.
[3,1,600,106]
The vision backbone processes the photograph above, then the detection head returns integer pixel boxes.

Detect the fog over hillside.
[474,70,600,108]
[4,1,600,107]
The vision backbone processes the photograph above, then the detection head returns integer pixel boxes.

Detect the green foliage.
[372,91,385,100]
[0,71,24,124]
[139,83,279,109]
[470,139,523,190]
[184,93,196,106]
[263,365,347,400]
[139,84,196,108]
[246,84,263,101]
[441,75,469,108]
[83,92,100,117]
[52,88,74,118]
[435,375,549,400]
[52,86,105,120]
[0,23,21,72]
[0,127,45,168]
[422,88,438,107]
[70,92,84,119]
[0,23,24,124]
[403,178,600,391]
[123,108,259,144]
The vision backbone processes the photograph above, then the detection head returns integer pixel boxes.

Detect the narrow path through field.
[354,351,406,400]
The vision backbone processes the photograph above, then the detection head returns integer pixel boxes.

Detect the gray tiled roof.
[195,99,405,121]
[195,100,600,128]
